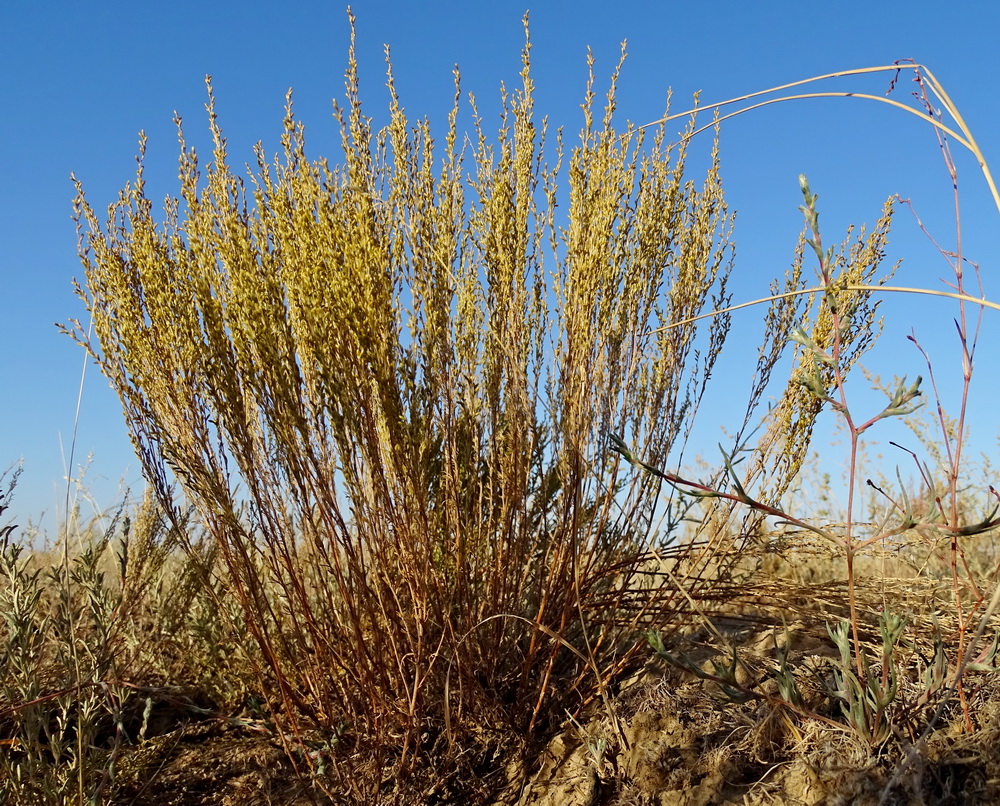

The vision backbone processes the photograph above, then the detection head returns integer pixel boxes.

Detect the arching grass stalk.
[631,61,999,218]
[645,285,1000,336]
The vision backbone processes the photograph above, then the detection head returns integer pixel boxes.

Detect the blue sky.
[2,0,999,528]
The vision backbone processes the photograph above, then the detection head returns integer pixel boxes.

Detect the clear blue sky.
[2,0,999,528]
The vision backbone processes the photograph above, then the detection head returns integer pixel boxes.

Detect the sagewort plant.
[66,17,733,785]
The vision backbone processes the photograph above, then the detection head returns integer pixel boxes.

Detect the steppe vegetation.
[3,13,1000,805]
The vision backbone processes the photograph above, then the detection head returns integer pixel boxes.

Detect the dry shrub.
[65,16,736,791]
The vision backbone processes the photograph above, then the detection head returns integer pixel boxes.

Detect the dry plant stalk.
[65,16,733,781]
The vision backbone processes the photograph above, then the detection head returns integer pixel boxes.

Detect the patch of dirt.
[114,720,313,806]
